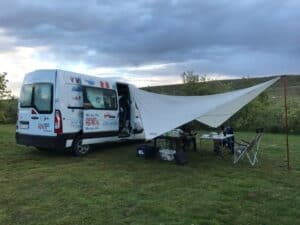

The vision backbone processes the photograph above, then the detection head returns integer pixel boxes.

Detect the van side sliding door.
[82,86,119,137]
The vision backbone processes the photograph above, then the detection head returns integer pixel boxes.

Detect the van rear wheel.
[72,138,90,156]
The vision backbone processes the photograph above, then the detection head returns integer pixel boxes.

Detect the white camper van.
[16,70,144,156]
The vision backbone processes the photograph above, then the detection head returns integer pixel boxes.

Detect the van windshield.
[20,83,53,113]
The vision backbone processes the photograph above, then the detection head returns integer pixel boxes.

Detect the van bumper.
[15,133,75,149]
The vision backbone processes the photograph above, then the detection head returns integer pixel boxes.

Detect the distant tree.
[241,75,250,79]
[199,74,210,82]
[0,72,15,124]
[181,71,199,84]
[0,72,11,99]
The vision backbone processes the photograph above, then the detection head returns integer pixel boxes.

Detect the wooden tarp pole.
[283,75,290,170]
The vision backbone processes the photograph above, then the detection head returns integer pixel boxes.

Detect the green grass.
[0,124,299,225]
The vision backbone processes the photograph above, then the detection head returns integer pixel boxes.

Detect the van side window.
[83,87,117,110]
[20,84,33,107]
[20,83,53,113]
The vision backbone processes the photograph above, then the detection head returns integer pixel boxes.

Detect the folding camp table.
[154,133,197,152]
[200,133,234,156]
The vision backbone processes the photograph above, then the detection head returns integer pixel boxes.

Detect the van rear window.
[20,83,53,113]
[20,84,33,107]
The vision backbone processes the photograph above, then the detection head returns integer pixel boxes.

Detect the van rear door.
[18,83,55,136]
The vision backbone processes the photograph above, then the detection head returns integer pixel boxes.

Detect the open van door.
[116,83,132,137]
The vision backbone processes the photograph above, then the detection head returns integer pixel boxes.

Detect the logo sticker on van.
[71,119,82,129]
[71,86,82,92]
[100,81,110,89]
[70,77,80,84]
[72,96,81,101]
[85,113,100,130]
[84,79,95,86]
[104,113,115,119]
[40,116,49,121]
[38,123,51,131]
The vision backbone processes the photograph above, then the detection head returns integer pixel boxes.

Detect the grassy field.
[0,124,299,225]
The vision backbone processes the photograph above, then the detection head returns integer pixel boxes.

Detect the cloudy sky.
[1,0,299,95]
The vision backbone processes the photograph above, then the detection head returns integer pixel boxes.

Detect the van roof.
[26,69,128,85]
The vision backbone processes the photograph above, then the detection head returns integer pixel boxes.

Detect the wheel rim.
[76,140,90,155]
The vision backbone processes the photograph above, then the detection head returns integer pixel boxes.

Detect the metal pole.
[283,76,290,170]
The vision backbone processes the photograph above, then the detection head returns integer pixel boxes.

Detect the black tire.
[71,138,90,156]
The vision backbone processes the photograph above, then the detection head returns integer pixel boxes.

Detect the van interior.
[116,83,131,137]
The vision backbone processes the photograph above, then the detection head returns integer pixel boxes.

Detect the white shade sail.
[130,77,280,140]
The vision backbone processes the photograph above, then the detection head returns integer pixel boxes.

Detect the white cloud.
[2,43,240,97]
[2,46,182,96]
[2,46,57,96]
[125,63,170,72]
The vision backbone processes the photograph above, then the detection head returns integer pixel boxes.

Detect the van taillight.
[54,110,63,134]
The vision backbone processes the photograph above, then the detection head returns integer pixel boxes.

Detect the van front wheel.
[72,138,90,156]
